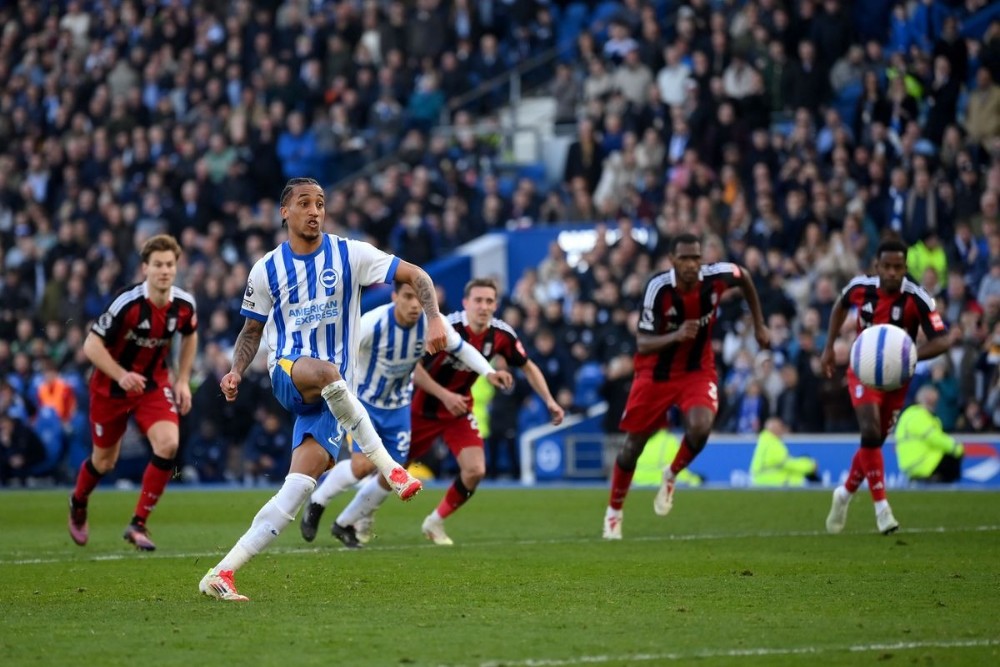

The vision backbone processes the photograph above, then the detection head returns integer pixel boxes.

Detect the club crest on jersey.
[483,341,493,357]
[319,268,339,290]
[710,292,718,306]
[167,317,177,332]
[891,306,901,321]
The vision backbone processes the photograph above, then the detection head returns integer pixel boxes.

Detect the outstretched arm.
[917,334,951,361]
[174,331,198,415]
[221,318,265,401]
[394,261,446,352]
[520,359,565,425]
[737,267,770,348]
[821,300,850,378]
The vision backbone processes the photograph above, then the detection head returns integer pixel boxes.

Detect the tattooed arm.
[393,261,447,353]
[220,318,265,401]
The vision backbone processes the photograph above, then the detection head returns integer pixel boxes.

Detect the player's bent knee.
[463,466,487,485]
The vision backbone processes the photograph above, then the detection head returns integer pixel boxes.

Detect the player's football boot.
[68,496,88,546]
[332,522,363,549]
[300,501,325,542]
[387,466,422,501]
[602,507,623,540]
[653,470,675,516]
[353,515,375,544]
[421,514,454,546]
[876,506,900,535]
[123,523,156,551]
[825,487,853,534]
[199,569,249,602]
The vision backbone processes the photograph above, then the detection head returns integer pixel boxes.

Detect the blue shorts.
[352,402,411,465]
[271,356,344,459]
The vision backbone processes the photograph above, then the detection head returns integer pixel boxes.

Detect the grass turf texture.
[1,487,997,667]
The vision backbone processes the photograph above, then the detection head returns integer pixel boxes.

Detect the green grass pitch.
[1,486,998,666]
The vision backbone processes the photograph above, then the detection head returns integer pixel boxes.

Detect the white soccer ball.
[850,324,916,391]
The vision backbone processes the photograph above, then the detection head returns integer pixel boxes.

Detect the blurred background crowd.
[1,0,1000,487]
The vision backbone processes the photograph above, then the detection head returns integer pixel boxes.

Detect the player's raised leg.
[320,377,421,500]
[653,378,718,518]
[69,398,130,546]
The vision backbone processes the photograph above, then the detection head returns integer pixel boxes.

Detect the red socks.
[845,447,887,501]
[436,477,474,519]
[669,437,696,476]
[858,447,887,502]
[608,461,635,510]
[133,457,174,522]
[844,449,865,493]
[72,459,103,505]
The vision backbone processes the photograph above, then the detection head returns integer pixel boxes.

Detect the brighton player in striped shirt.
[822,239,949,535]
[299,280,513,547]
[603,233,769,539]
[68,234,197,551]
[199,178,448,601]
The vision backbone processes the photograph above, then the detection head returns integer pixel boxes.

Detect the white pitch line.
[3,524,999,567]
[472,638,1000,667]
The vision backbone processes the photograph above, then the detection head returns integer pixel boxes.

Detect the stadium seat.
[574,362,605,407]
[518,395,552,432]
[516,162,548,187]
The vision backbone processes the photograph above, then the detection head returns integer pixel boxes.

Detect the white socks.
[322,380,398,478]
[337,475,390,526]
[216,472,316,573]
[874,499,889,515]
[311,459,359,507]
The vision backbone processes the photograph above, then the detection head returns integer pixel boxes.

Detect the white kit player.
[300,279,513,547]
[199,178,448,601]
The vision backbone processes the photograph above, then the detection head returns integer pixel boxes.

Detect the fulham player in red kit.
[411,278,564,545]
[823,239,949,535]
[68,235,198,551]
[603,233,770,539]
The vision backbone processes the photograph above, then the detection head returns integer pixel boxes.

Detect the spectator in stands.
[0,413,46,487]
[894,385,964,484]
[749,417,819,487]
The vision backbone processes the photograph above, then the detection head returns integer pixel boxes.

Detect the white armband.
[452,339,497,377]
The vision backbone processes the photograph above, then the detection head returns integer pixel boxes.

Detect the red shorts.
[89,386,179,448]
[846,367,908,437]
[408,413,483,461]
[619,370,719,434]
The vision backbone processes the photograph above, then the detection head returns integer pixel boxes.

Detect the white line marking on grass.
[472,638,1000,666]
[4,524,999,566]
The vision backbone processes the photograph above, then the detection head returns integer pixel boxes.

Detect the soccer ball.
[850,324,916,391]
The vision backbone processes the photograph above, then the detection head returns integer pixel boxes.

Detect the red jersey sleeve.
[495,324,529,369]
[638,272,672,335]
[909,284,947,340]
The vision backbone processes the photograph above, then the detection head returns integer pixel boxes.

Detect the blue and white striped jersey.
[240,234,399,388]
[355,305,492,409]
[356,304,428,410]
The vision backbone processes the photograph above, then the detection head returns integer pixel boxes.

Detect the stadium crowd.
[1,0,1000,486]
